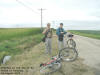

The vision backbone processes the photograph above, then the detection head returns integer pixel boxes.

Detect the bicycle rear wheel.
[59,47,78,62]
[67,39,76,48]
[40,62,61,74]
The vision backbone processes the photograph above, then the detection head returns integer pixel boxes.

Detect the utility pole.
[16,0,46,31]
[39,8,46,32]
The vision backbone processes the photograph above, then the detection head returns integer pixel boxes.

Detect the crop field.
[0,28,42,41]
[70,30,100,39]
[0,28,43,64]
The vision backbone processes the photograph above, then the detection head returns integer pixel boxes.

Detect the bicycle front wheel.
[40,62,61,74]
[67,39,76,48]
[59,47,78,62]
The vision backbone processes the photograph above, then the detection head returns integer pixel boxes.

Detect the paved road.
[74,35,100,75]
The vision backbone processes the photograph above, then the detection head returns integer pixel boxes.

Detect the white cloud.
[0,0,100,29]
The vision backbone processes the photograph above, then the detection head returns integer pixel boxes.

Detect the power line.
[38,8,46,32]
[16,0,39,14]
[21,0,33,6]
[16,0,46,31]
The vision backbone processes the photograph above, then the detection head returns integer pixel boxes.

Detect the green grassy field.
[0,28,43,64]
[0,28,41,41]
[70,30,100,39]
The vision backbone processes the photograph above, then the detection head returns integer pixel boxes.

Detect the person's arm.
[63,28,67,34]
[56,28,60,36]
[42,28,47,35]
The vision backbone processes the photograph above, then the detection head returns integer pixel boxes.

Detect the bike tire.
[40,62,61,75]
[59,47,78,62]
[67,39,76,48]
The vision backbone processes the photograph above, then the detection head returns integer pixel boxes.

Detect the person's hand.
[61,32,64,34]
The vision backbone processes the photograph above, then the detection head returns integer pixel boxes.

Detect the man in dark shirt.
[56,23,67,50]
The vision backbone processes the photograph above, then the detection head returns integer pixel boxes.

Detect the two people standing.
[42,23,66,54]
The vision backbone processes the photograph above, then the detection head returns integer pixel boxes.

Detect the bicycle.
[40,47,78,74]
[66,34,76,48]
[40,56,61,75]
[65,34,78,61]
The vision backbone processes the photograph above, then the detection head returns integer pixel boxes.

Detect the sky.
[0,0,100,29]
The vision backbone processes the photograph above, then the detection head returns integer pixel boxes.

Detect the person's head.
[47,23,51,28]
[60,23,63,28]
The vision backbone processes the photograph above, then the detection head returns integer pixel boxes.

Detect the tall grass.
[0,28,43,64]
[0,28,41,41]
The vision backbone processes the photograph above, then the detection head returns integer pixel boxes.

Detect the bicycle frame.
[40,57,60,67]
